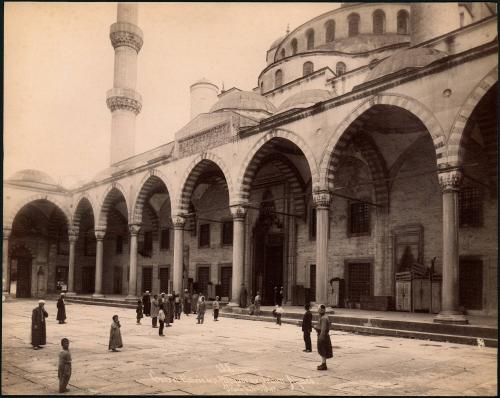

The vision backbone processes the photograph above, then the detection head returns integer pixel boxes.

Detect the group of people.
[135,290,222,336]
[30,285,333,395]
[31,296,72,393]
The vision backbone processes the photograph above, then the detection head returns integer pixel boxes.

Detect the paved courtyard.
[1,299,497,396]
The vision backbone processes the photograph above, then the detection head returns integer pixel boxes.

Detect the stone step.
[222,309,497,340]
[219,312,497,348]
[65,296,227,310]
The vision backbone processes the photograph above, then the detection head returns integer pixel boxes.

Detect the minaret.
[106,3,143,165]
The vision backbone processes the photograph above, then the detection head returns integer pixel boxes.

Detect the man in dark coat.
[239,284,248,308]
[56,294,66,324]
[32,300,49,349]
[278,286,284,306]
[183,289,191,315]
[302,303,312,352]
[142,291,151,316]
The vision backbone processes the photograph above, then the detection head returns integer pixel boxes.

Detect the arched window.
[275,69,283,88]
[306,29,315,50]
[303,61,314,76]
[280,48,286,59]
[291,38,298,55]
[348,13,360,37]
[336,62,346,76]
[325,20,335,43]
[397,10,409,34]
[373,10,386,34]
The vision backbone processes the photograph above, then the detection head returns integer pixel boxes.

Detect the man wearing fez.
[32,300,49,349]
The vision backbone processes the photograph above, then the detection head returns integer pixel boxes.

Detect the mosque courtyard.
[1,299,497,396]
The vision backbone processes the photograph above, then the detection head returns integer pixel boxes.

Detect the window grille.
[349,202,370,235]
[459,186,483,227]
[199,223,210,247]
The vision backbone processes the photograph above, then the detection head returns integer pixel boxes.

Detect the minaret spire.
[106,2,143,165]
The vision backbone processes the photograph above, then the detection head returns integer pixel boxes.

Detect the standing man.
[31,300,49,350]
[301,303,312,352]
[239,283,248,308]
[278,286,284,306]
[142,291,151,317]
[56,293,66,324]
[273,286,278,306]
[183,289,191,315]
[151,294,159,328]
[58,338,72,393]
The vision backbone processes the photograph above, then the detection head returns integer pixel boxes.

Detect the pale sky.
[4,2,339,186]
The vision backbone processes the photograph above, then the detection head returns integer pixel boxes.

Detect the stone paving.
[1,299,497,396]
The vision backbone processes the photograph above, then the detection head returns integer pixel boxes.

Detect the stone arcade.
[3,3,498,325]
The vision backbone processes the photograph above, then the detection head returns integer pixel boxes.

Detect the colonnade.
[1,170,468,323]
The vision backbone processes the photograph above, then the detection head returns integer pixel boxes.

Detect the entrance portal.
[254,232,284,306]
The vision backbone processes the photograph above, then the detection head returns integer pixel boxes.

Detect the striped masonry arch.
[71,194,97,233]
[235,129,320,205]
[96,183,129,231]
[319,93,446,190]
[176,152,233,215]
[445,66,498,168]
[132,171,172,224]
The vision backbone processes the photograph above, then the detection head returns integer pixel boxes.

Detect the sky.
[4,2,339,186]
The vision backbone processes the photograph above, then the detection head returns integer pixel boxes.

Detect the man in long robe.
[56,294,66,324]
[31,300,49,349]
[142,291,151,316]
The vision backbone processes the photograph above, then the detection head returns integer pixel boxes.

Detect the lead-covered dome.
[277,89,333,113]
[210,90,276,115]
[269,35,285,50]
[365,47,447,82]
[8,169,57,186]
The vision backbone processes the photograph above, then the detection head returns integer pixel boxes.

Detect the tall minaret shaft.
[106,2,143,165]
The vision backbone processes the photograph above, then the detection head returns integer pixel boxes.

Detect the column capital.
[438,169,463,192]
[313,190,332,209]
[172,215,186,230]
[95,229,106,241]
[129,224,141,236]
[68,232,78,244]
[3,228,12,240]
[230,205,247,220]
[110,22,144,53]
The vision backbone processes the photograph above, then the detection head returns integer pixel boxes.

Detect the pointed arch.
[319,93,446,190]
[446,66,498,167]
[131,169,172,224]
[174,151,234,215]
[5,194,71,230]
[235,128,320,205]
[96,182,129,231]
[71,193,97,231]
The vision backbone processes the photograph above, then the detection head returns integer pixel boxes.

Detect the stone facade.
[3,3,498,319]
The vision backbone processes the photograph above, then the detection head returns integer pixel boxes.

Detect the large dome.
[8,169,57,186]
[210,90,276,114]
[277,89,333,113]
[365,47,447,82]
[269,35,285,50]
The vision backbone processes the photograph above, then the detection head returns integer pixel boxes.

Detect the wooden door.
[159,267,169,294]
[142,267,153,294]
[197,266,210,296]
[220,266,232,299]
[81,266,95,293]
[459,259,483,310]
[15,257,32,298]
[309,264,316,303]
[347,263,371,305]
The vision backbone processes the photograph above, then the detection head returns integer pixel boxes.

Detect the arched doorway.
[10,245,33,298]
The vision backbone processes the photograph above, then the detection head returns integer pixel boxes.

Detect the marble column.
[3,228,12,296]
[66,230,78,295]
[126,224,141,300]
[230,206,246,307]
[172,216,185,294]
[313,190,332,307]
[93,229,106,298]
[434,169,468,324]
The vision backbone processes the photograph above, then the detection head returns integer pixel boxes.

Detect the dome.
[269,35,285,50]
[210,90,276,114]
[277,89,333,113]
[365,47,447,82]
[8,169,57,186]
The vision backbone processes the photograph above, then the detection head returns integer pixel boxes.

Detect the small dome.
[277,89,333,113]
[365,47,447,82]
[269,35,285,50]
[8,169,57,186]
[210,90,276,114]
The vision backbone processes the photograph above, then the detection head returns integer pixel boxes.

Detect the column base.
[2,292,12,302]
[92,293,105,298]
[125,295,138,302]
[433,311,468,325]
